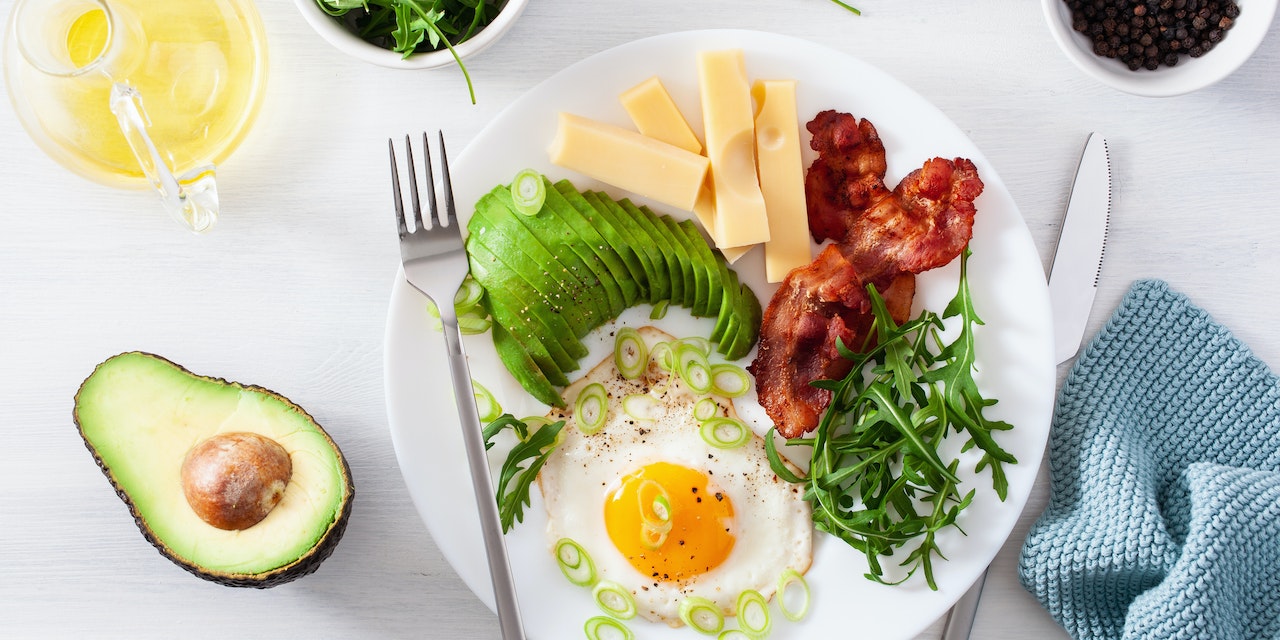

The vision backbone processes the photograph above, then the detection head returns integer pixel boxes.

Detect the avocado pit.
[181,432,293,531]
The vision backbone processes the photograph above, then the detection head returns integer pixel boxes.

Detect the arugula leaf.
[483,414,565,532]
[767,249,1014,589]
[315,0,498,104]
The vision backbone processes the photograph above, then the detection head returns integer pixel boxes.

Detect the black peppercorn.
[1063,0,1240,71]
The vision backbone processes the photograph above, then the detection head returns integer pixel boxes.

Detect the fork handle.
[442,322,527,640]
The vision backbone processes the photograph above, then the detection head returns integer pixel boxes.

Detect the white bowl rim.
[1042,0,1278,97]
[293,0,530,70]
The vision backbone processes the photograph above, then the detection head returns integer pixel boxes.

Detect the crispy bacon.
[803,111,889,243]
[751,112,984,439]
[749,247,915,438]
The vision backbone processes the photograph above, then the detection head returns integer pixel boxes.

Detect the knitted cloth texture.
[1019,279,1280,640]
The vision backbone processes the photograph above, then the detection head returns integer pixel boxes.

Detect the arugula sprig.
[765,249,1014,590]
[483,413,565,532]
[315,0,502,104]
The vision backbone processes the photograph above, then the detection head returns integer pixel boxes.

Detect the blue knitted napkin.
[1019,279,1280,640]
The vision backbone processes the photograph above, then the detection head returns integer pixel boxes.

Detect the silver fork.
[389,132,526,640]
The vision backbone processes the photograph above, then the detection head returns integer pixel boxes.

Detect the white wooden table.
[3,1,1278,638]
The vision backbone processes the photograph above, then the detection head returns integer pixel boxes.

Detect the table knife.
[940,132,1111,640]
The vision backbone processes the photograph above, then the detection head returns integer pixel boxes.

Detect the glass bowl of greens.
[295,0,528,72]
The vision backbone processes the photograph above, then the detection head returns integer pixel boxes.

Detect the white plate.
[384,29,1055,640]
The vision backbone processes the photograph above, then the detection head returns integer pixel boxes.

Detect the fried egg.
[538,326,812,627]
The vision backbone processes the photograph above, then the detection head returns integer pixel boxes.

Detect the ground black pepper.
[1064,0,1240,71]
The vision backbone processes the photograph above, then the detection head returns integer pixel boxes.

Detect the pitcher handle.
[109,83,219,233]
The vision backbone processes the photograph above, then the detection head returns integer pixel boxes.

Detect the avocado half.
[73,352,354,588]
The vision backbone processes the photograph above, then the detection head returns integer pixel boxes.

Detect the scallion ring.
[649,300,670,320]
[453,274,484,309]
[592,581,638,620]
[583,615,634,640]
[510,169,546,216]
[716,631,753,640]
[471,379,501,423]
[457,312,492,335]
[613,327,648,380]
[554,538,596,587]
[640,522,670,550]
[622,394,658,422]
[678,596,724,635]
[709,364,751,398]
[700,417,750,449]
[735,590,771,637]
[519,416,555,443]
[650,342,675,372]
[677,344,713,394]
[678,336,712,356]
[776,569,811,622]
[693,397,720,422]
[636,479,673,533]
[574,383,608,435]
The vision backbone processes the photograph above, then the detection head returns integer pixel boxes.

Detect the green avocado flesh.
[466,177,762,407]
[73,352,353,588]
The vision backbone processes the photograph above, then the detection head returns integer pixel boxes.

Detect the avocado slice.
[587,191,670,304]
[468,242,573,383]
[469,202,599,340]
[657,213,709,316]
[73,353,353,588]
[618,198,685,306]
[540,182,640,307]
[552,182,649,302]
[678,219,726,318]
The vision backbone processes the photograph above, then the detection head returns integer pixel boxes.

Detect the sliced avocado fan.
[73,352,354,588]
[466,177,763,407]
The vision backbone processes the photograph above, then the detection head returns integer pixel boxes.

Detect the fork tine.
[438,131,457,228]
[404,135,424,233]
[421,131,440,229]
[388,138,407,237]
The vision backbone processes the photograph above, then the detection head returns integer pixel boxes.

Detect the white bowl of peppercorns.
[1044,0,1277,96]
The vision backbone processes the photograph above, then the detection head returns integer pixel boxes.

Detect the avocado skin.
[73,352,355,588]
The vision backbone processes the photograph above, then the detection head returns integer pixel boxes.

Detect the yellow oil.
[35,0,267,186]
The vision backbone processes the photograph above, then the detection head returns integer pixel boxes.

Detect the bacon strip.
[803,111,888,243]
[751,112,984,438]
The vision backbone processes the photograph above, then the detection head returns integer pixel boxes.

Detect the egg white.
[538,326,813,627]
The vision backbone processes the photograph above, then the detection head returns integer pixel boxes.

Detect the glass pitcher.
[3,0,268,232]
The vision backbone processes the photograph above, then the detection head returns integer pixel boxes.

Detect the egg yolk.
[604,462,735,582]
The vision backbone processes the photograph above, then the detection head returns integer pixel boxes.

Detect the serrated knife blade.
[941,132,1111,640]
[1048,132,1111,365]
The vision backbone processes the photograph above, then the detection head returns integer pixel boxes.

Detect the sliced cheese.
[752,79,812,282]
[691,178,751,263]
[620,77,703,155]
[697,49,770,249]
[548,112,710,211]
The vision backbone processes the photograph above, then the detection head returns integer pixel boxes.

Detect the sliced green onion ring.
[700,417,750,449]
[454,274,484,309]
[649,300,670,320]
[457,312,492,335]
[574,383,608,435]
[510,168,546,216]
[584,615,634,640]
[678,596,725,635]
[640,522,670,550]
[776,569,811,622]
[519,416,554,443]
[709,364,751,398]
[716,630,753,640]
[613,327,648,380]
[678,336,712,356]
[636,480,673,531]
[650,342,675,372]
[622,394,658,422]
[592,580,638,620]
[693,397,720,422]
[554,538,596,587]
[678,344,713,394]
[736,590,772,637]
[471,379,502,423]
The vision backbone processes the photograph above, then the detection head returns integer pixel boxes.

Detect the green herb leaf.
[767,249,1014,589]
[484,413,565,532]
